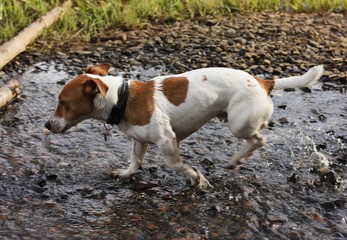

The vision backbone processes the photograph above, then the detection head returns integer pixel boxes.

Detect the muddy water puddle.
[0,62,346,239]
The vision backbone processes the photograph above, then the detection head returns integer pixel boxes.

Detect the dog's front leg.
[157,133,212,191]
[113,139,148,178]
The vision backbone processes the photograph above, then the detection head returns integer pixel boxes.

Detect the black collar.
[106,80,129,125]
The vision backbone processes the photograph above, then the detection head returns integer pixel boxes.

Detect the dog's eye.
[59,100,66,107]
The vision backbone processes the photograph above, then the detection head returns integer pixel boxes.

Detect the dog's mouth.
[44,120,75,134]
[57,125,71,134]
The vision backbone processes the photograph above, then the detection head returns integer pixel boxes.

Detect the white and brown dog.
[45,63,324,190]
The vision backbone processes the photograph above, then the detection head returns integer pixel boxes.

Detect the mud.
[1,12,347,240]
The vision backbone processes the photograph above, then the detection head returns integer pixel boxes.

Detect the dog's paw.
[225,159,244,171]
[110,169,134,179]
[192,167,213,192]
[225,163,241,171]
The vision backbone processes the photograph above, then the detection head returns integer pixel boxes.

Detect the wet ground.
[1,12,347,240]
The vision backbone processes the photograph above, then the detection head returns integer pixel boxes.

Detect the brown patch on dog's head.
[57,75,108,120]
[124,80,155,126]
[162,77,189,106]
[46,75,109,133]
[86,63,111,76]
[254,76,275,95]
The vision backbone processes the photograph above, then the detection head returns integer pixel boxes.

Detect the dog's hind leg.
[225,97,272,170]
[113,140,148,178]
[226,131,266,170]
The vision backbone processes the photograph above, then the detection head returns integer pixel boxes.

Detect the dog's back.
[151,68,271,141]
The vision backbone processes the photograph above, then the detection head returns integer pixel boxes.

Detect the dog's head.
[45,63,111,133]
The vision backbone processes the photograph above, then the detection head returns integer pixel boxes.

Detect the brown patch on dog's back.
[162,77,189,106]
[254,77,275,95]
[124,80,155,126]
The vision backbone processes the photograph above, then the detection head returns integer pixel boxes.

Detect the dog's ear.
[83,78,109,97]
[86,63,111,76]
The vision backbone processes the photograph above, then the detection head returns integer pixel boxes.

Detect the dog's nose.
[44,121,51,130]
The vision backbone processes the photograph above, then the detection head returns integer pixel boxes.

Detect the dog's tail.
[273,65,324,90]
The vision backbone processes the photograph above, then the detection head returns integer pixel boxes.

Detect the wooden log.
[0,80,21,109]
[0,0,72,70]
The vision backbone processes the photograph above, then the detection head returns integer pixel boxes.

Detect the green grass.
[1,0,346,44]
